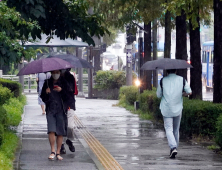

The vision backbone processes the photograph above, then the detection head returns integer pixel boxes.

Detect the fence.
[1,74,89,93]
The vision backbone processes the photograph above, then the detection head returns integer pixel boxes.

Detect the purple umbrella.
[17,58,73,76]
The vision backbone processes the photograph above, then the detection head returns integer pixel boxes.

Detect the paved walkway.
[15,94,222,170]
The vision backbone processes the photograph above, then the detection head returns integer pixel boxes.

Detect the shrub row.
[0,78,22,98]
[94,70,137,90]
[0,79,26,170]
[118,86,222,148]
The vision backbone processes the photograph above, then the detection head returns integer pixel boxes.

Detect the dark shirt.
[40,76,72,113]
[63,71,76,110]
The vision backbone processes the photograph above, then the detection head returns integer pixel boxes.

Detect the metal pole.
[18,59,24,92]
[88,46,93,98]
[126,44,132,86]
[77,48,85,97]
[28,75,31,93]
[138,30,143,92]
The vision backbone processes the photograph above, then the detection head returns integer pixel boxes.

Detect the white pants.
[163,113,182,149]
[65,109,76,142]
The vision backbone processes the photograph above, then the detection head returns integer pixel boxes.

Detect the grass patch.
[0,130,18,170]
[117,101,153,120]
[3,96,26,126]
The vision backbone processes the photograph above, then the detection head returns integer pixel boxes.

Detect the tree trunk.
[176,9,187,79]
[153,19,158,88]
[213,0,222,103]
[164,9,171,77]
[189,16,202,100]
[143,22,152,91]
[164,10,171,59]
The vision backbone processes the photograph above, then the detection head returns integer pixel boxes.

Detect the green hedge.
[0,78,22,98]
[0,85,13,105]
[3,96,26,127]
[94,70,137,90]
[118,86,222,147]
[119,86,139,105]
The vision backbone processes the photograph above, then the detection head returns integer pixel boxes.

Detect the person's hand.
[53,86,62,92]
[36,78,39,82]
[182,92,192,97]
[46,88,51,94]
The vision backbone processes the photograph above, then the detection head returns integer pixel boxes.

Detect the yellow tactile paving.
[73,114,124,170]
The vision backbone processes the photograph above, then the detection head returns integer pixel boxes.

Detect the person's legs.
[173,113,182,148]
[66,109,75,152]
[48,132,56,159]
[41,105,45,114]
[163,116,177,149]
[56,135,63,160]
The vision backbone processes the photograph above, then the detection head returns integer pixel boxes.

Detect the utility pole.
[138,30,143,92]
[126,25,136,86]
[153,19,158,87]
[77,48,85,97]
[87,46,93,98]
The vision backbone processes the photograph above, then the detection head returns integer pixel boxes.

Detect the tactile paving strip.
[73,114,124,170]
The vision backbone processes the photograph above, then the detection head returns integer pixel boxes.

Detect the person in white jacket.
[156,69,192,158]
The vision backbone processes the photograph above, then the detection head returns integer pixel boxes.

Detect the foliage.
[0,85,13,105]
[118,88,222,142]
[3,96,26,127]
[119,85,139,105]
[0,1,39,65]
[215,114,222,148]
[94,70,126,90]
[0,78,22,98]
[163,0,213,29]
[6,0,109,46]
[0,130,18,170]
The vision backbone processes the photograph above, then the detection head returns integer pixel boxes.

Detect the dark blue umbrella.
[48,54,93,69]
[141,58,193,70]
[17,58,73,76]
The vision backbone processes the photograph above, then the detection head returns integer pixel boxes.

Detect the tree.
[0,1,39,69]
[165,0,212,100]
[6,0,109,46]
[213,0,222,103]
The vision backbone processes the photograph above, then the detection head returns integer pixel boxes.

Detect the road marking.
[73,114,124,170]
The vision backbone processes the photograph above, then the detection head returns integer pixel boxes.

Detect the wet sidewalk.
[15,94,222,170]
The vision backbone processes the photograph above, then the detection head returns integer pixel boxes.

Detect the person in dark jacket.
[60,68,76,154]
[40,70,71,160]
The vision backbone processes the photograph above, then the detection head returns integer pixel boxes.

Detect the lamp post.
[138,29,143,93]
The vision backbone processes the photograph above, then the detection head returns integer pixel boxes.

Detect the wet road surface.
[14,94,222,170]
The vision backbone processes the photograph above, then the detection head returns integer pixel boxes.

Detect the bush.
[0,78,22,98]
[181,98,222,137]
[0,85,13,105]
[118,88,222,140]
[0,130,18,170]
[139,89,162,120]
[94,70,137,90]
[94,70,126,90]
[216,114,222,148]
[119,86,139,105]
[3,96,26,127]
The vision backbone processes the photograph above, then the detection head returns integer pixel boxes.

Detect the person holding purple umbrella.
[40,70,71,161]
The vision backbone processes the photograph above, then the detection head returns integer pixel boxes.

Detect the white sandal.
[48,152,55,160]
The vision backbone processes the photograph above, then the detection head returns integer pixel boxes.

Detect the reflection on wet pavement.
[76,98,222,170]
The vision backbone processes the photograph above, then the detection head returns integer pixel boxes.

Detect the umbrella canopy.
[48,54,93,69]
[17,58,73,76]
[141,58,193,70]
[23,34,89,47]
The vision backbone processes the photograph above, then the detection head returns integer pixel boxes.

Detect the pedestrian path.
[15,94,222,170]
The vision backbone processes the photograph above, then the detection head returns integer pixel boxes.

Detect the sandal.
[56,154,63,160]
[48,152,55,160]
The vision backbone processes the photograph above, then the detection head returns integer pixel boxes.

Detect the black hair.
[166,69,176,74]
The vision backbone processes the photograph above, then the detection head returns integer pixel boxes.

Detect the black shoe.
[66,139,75,152]
[170,147,177,158]
[60,144,66,154]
